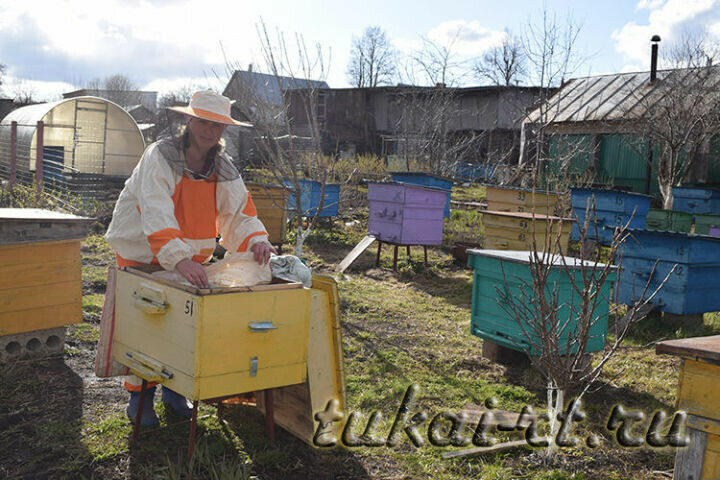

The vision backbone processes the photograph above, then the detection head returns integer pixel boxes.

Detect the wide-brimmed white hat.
[168,90,252,127]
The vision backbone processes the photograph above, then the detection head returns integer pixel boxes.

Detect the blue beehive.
[467,249,615,355]
[283,179,340,218]
[570,188,651,245]
[672,187,720,214]
[616,230,720,315]
[390,172,453,218]
[456,163,497,182]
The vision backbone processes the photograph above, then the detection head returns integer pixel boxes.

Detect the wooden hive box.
[616,230,720,315]
[0,208,92,337]
[390,172,454,218]
[481,210,574,253]
[112,267,311,401]
[656,336,720,480]
[570,188,651,245]
[467,249,615,355]
[485,186,558,215]
[247,182,288,245]
[367,182,447,246]
[284,179,340,218]
[672,186,720,215]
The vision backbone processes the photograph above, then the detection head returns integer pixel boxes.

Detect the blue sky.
[0,0,719,101]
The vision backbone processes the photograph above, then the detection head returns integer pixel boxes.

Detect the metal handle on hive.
[249,322,278,332]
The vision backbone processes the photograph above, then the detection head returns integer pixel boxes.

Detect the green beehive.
[694,213,720,235]
[646,209,692,232]
[467,250,616,355]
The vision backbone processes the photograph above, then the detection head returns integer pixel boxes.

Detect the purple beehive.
[367,182,447,245]
[710,225,720,237]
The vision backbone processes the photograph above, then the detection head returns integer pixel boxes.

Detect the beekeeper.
[105,90,275,426]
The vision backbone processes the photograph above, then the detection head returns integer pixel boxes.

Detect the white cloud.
[613,0,720,67]
[636,0,666,11]
[1,75,75,102]
[0,0,261,89]
[427,20,506,56]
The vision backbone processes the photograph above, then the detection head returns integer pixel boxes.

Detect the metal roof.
[524,67,720,124]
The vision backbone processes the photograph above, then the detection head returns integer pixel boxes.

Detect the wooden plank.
[0,303,81,335]
[257,383,314,442]
[674,427,706,480]
[676,359,720,421]
[703,431,720,480]
[0,281,82,314]
[335,235,376,273]
[442,440,530,459]
[656,335,720,363]
[0,257,80,291]
[0,240,80,267]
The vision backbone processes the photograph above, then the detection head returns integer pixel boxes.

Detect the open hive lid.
[481,210,575,222]
[124,265,303,296]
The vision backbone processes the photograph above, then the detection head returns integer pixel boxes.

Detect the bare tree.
[0,64,5,88]
[475,29,526,86]
[220,20,344,256]
[411,34,467,87]
[346,26,397,88]
[10,80,37,106]
[518,9,584,179]
[389,86,481,177]
[623,34,720,209]
[86,74,138,107]
[496,201,672,458]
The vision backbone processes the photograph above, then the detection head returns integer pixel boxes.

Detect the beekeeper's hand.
[250,242,276,266]
[175,258,209,288]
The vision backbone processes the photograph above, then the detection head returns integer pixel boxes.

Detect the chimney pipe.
[650,35,661,82]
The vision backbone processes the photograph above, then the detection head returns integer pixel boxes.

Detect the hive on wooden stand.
[112,267,346,454]
[0,208,92,362]
[367,182,447,269]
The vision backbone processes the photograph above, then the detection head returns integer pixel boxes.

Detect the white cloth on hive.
[152,252,272,288]
[269,254,312,287]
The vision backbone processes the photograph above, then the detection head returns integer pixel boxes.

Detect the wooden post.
[132,380,148,442]
[406,245,411,261]
[35,121,44,198]
[264,389,275,444]
[187,400,199,463]
[393,245,399,270]
[376,241,382,266]
[424,246,428,265]
[9,121,17,187]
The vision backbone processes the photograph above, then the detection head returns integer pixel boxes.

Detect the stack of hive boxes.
[0,209,92,361]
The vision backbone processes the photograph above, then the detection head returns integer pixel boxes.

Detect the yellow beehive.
[112,267,311,401]
[0,209,91,336]
[485,186,558,215]
[481,210,574,253]
[247,182,288,246]
[656,336,720,480]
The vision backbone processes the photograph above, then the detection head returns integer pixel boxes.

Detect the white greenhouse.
[0,96,145,181]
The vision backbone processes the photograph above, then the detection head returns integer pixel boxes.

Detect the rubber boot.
[162,386,193,418]
[126,386,159,426]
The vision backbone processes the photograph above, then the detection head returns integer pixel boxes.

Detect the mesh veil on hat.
[168,90,252,127]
